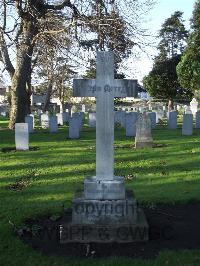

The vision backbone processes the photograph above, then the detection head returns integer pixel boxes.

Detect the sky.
[126,0,197,83]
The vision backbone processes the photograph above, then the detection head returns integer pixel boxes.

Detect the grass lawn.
[0,116,200,265]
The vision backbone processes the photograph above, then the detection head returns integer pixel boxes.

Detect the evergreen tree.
[177,1,200,91]
[158,11,188,59]
[144,11,191,110]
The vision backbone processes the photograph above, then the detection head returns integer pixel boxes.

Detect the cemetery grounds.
[0,116,200,266]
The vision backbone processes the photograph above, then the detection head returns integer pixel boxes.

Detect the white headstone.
[114,110,126,127]
[148,112,156,129]
[168,111,177,129]
[196,111,200,128]
[30,113,35,127]
[56,113,64,126]
[41,114,49,128]
[38,109,42,115]
[89,113,96,128]
[182,114,193,135]
[25,115,34,133]
[49,116,58,133]
[148,103,152,111]
[114,111,122,125]
[82,104,86,112]
[69,116,80,139]
[156,110,164,122]
[125,112,138,137]
[15,123,29,150]
[185,106,192,114]
[71,105,77,114]
[63,112,70,123]
[190,98,198,115]
[72,112,83,131]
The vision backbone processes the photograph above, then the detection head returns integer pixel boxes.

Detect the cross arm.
[73,78,138,98]
[111,79,138,98]
[73,79,96,97]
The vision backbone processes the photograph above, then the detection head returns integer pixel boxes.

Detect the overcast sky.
[126,0,197,83]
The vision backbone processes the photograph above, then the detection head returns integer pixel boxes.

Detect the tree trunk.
[43,79,53,112]
[60,101,65,113]
[8,19,35,129]
[9,48,33,129]
[26,70,32,114]
[168,98,174,111]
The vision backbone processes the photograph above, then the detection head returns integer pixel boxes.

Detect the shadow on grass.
[1,155,200,189]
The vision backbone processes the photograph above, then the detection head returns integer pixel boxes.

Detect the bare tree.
[0,0,155,128]
[0,0,78,128]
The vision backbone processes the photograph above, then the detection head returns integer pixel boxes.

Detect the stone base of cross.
[73,51,137,200]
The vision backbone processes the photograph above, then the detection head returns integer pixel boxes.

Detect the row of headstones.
[168,111,200,135]
[15,109,200,151]
[89,110,200,137]
[89,111,156,136]
[15,112,85,150]
[125,110,200,136]
[25,112,84,137]
[34,110,200,136]
[15,112,153,150]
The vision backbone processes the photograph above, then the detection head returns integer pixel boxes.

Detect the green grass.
[0,116,9,127]
[0,116,200,265]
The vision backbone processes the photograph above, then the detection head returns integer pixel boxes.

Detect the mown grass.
[0,116,200,265]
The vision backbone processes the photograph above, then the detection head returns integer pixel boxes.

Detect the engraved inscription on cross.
[73,51,137,181]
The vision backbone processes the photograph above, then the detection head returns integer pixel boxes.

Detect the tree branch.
[3,0,7,30]
[15,0,24,17]
[0,29,15,78]
[45,0,79,16]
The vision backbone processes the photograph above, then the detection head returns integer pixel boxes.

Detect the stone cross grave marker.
[73,51,137,182]
[59,51,149,243]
